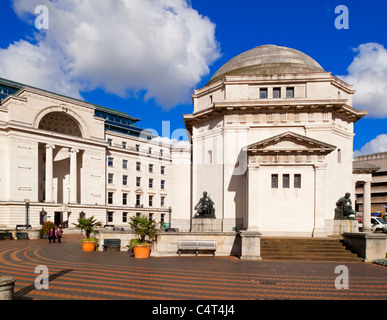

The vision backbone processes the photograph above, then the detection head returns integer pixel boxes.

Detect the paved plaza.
[0,234,386,301]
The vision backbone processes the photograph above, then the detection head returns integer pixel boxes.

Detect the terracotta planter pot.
[82,241,96,252]
[133,245,151,258]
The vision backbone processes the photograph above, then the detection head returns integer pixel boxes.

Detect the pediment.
[247,131,336,155]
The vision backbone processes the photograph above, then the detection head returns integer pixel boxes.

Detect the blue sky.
[0,0,386,153]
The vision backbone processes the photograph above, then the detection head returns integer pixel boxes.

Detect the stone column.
[45,144,55,202]
[313,163,328,237]
[247,162,260,232]
[69,148,79,204]
[363,179,372,232]
[0,276,16,300]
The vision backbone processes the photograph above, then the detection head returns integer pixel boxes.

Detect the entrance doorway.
[54,212,62,226]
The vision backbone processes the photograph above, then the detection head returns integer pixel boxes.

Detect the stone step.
[261,255,363,262]
[260,237,362,262]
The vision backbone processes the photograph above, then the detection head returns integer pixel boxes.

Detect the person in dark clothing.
[56,226,62,243]
[48,228,56,243]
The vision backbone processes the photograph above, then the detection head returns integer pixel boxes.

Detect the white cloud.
[1,0,220,108]
[339,42,387,118]
[354,134,387,157]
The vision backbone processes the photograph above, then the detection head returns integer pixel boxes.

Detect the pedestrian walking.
[48,228,56,243]
[56,226,63,243]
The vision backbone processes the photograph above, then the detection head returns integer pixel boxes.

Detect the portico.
[245,132,335,236]
[42,144,82,205]
[353,163,379,232]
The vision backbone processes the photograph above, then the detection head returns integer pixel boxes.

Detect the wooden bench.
[103,239,121,251]
[16,232,29,240]
[178,240,217,256]
[0,232,14,240]
[16,225,31,230]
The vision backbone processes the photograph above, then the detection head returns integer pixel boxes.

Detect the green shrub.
[40,221,56,237]
[128,215,160,250]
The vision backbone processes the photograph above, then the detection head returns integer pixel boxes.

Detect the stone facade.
[354,152,387,217]
[184,45,367,237]
[0,78,191,230]
[0,45,370,239]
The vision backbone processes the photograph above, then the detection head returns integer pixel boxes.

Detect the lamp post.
[24,199,31,229]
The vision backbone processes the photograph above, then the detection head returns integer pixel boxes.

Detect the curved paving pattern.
[0,234,386,300]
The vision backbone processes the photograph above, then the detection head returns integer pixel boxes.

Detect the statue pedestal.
[192,218,222,232]
[326,219,359,235]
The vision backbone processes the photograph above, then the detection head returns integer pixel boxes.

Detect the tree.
[73,216,102,239]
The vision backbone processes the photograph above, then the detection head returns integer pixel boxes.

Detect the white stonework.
[184,45,367,237]
[0,45,369,238]
[0,79,191,230]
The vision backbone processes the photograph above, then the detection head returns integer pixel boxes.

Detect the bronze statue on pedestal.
[335,192,356,220]
[194,191,216,219]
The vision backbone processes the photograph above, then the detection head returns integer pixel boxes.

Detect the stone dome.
[209,45,325,83]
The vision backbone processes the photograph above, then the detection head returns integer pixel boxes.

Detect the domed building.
[183,45,368,237]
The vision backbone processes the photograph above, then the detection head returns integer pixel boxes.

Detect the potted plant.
[73,216,102,252]
[128,215,160,258]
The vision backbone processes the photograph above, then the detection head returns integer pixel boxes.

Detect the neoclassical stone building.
[0,45,370,237]
[0,78,191,230]
[184,45,367,236]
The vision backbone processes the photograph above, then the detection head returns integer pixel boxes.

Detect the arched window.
[39,112,82,137]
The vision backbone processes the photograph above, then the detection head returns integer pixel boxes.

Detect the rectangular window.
[136,162,141,171]
[122,141,127,149]
[149,195,153,207]
[161,180,165,190]
[286,87,294,98]
[108,192,114,204]
[136,194,141,206]
[271,174,278,188]
[148,147,152,154]
[161,196,165,207]
[208,150,213,164]
[107,211,113,222]
[294,174,302,188]
[161,213,165,224]
[122,193,128,205]
[107,139,112,146]
[136,177,141,187]
[161,166,165,175]
[149,164,153,173]
[136,212,141,218]
[108,173,114,184]
[283,174,290,188]
[122,175,128,186]
[260,88,268,99]
[108,157,114,167]
[122,159,128,169]
[149,178,153,188]
[160,149,164,156]
[122,212,128,223]
[135,144,140,151]
[273,87,281,98]
[149,213,153,221]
